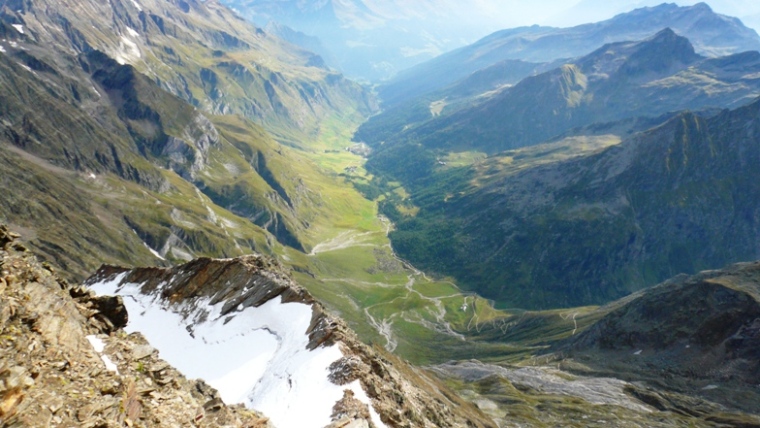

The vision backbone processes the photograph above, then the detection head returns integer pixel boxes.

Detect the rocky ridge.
[0,223,495,427]
[85,253,495,428]
[0,225,271,427]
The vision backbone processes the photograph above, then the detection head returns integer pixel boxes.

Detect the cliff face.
[0,225,270,427]
[85,256,495,428]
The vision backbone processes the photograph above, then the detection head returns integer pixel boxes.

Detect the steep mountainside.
[430,261,760,427]
[381,95,760,309]
[0,225,495,427]
[0,0,375,144]
[380,2,760,107]
[558,261,760,415]
[0,0,379,280]
[359,29,760,183]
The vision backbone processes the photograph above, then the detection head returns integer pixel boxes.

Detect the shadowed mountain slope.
[383,95,760,309]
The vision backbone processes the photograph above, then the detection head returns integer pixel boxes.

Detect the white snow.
[101,355,120,373]
[349,380,388,428]
[633,349,642,355]
[86,335,106,353]
[129,0,143,12]
[11,24,23,35]
[0,46,5,54]
[89,274,387,428]
[86,335,119,373]
[142,242,165,260]
[18,64,35,74]
[114,36,141,65]
[126,27,139,38]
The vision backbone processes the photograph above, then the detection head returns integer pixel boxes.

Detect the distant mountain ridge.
[359,28,760,166]
[380,2,760,107]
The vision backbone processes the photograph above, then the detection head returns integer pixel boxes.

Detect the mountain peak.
[617,27,699,76]
[691,2,713,12]
[651,27,678,40]
[644,26,695,52]
[580,27,698,78]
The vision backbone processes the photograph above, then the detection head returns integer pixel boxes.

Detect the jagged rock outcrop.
[85,254,496,428]
[0,225,271,427]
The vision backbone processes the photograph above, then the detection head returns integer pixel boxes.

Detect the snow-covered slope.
[88,268,384,428]
[85,256,496,428]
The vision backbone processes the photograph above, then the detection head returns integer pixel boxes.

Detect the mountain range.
[379,2,760,107]
[360,28,760,184]
[377,91,760,309]
[4,0,760,426]
[0,0,378,279]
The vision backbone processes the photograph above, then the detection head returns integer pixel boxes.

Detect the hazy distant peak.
[692,2,714,12]
[650,27,679,39]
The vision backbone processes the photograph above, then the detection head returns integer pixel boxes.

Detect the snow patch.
[114,36,141,65]
[0,46,5,54]
[129,0,143,12]
[349,381,387,428]
[89,275,385,428]
[11,24,24,34]
[86,335,119,374]
[86,335,106,353]
[633,349,642,355]
[18,63,36,75]
[101,355,120,373]
[126,27,139,38]
[142,242,165,261]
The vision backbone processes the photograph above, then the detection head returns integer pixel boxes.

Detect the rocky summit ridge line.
[0,225,272,427]
[84,255,494,428]
[0,223,493,428]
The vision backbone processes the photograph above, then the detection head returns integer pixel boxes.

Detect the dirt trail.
[309,216,467,350]
[308,230,377,255]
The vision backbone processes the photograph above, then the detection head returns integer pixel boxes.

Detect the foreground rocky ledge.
[0,225,269,427]
[85,255,495,428]
[0,225,494,428]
